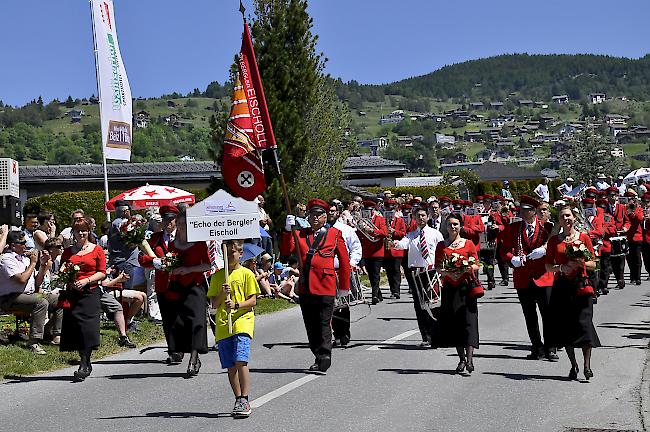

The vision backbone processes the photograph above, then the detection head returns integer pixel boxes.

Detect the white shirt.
[0,252,36,296]
[595,180,610,191]
[617,183,627,196]
[395,225,444,268]
[534,183,550,202]
[524,219,537,238]
[333,220,361,268]
[558,183,572,195]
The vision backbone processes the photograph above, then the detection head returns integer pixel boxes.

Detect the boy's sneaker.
[232,398,252,417]
[118,336,136,348]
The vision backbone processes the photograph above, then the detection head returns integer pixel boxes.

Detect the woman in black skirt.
[159,211,211,378]
[434,213,481,374]
[59,219,106,381]
[545,204,601,380]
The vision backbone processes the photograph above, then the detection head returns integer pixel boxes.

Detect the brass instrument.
[383,210,395,250]
[353,209,380,242]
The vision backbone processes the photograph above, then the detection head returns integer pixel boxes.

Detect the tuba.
[353,209,380,242]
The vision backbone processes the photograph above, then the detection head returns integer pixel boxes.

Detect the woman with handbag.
[59,219,106,381]
[545,204,601,380]
[434,213,483,374]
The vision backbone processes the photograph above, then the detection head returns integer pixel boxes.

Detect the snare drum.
[413,268,441,319]
[610,236,629,257]
[334,272,370,310]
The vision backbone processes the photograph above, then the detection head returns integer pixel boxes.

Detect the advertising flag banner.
[91,0,132,161]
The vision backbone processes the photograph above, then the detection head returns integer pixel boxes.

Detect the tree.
[64,96,75,108]
[560,131,628,181]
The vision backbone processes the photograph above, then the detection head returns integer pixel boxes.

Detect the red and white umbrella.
[105,184,195,211]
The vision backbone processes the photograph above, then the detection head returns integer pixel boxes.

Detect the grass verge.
[0,297,296,379]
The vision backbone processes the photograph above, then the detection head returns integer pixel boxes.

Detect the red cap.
[307,199,329,212]
[408,199,419,206]
[464,200,473,207]
[496,195,506,203]
[596,198,609,207]
[401,203,413,210]
[642,193,650,202]
[596,190,606,197]
[451,199,463,207]
[606,186,619,194]
[159,205,180,218]
[624,190,637,198]
[475,195,484,202]
[483,194,494,201]
[439,196,451,203]
[362,200,379,209]
[581,197,595,205]
[519,195,541,209]
[385,199,397,205]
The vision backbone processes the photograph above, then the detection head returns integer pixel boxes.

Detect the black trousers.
[588,270,599,296]
[331,306,350,343]
[642,242,650,278]
[516,285,555,353]
[626,240,642,282]
[299,294,335,370]
[495,243,509,282]
[610,254,626,284]
[365,257,384,300]
[598,251,613,291]
[479,249,496,285]
[402,256,415,292]
[383,256,402,296]
[408,269,436,343]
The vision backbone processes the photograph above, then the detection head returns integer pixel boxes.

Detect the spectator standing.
[595,174,610,191]
[557,177,575,196]
[107,201,140,290]
[534,178,551,203]
[616,176,627,196]
[0,231,52,354]
[22,212,39,250]
[59,209,86,249]
[98,220,111,249]
[33,211,57,251]
[256,195,273,255]
[501,180,513,200]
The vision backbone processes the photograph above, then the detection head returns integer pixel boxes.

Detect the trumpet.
[353,210,380,242]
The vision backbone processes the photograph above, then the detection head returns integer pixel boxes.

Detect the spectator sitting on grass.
[268,261,299,303]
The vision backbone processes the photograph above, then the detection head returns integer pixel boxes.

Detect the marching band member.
[460,199,485,251]
[394,205,444,348]
[434,213,481,374]
[500,195,557,361]
[545,204,601,380]
[581,197,604,300]
[641,194,650,281]
[490,195,511,286]
[596,198,616,295]
[327,203,362,348]
[286,199,351,375]
[383,199,406,299]
[401,203,418,295]
[358,200,389,304]
[606,186,630,289]
[624,191,644,285]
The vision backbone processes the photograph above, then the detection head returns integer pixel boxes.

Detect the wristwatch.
[234,302,240,310]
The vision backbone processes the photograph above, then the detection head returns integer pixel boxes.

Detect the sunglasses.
[12,240,27,245]
[308,210,326,217]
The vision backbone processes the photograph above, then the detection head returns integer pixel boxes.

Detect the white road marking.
[366,329,420,351]
[250,374,320,408]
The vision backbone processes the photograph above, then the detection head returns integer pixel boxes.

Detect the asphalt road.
[1,276,648,432]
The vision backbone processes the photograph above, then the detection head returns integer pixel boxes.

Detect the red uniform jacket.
[626,206,643,242]
[385,217,406,258]
[490,210,511,244]
[586,213,604,256]
[288,227,350,296]
[609,203,631,233]
[642,216,650,243]
[461,214,485,248]
[359,213,388,259]
[500,217,554,289]
[600,213,617,253]
[407,218,418,233]
[139,231,173,294]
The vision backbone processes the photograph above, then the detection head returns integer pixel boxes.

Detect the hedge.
[365,184,460,199]
[25,188,210,229]
[475,179,564,201]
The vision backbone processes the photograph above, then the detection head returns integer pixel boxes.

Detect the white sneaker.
[29,343,46,355]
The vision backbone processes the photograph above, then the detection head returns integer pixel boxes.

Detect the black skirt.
[60,288,101,352]
[550,277,601,348]
[158,282,208,354]
[434,280,479,348]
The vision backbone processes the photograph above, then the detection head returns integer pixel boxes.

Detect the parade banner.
[91,0,132,161]
[185,190,261,242]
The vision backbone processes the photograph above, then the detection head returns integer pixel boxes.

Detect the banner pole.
[89,0,111,221]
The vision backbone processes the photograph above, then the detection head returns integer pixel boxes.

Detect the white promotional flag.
[91,0,132,161]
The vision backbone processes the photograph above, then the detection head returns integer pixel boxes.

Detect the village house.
[396,136,413,147]
[489,101,504,110]
[551,95,569,104]
[604,114,629,126]
[589,93,606,104]
[517,99,534,107]
[464,130,482,142]
[134,110,150,129]
[611,147,625,158]
[609,124,628,137]
[470,102,484,110]
[534,101,548,109]
[167,100,176,108]
[436,133,456,146]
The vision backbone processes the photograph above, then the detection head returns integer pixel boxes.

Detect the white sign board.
[186,189,261,242]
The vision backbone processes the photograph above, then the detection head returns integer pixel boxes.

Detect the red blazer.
[626,206,643,242]
[461,214,485,248]
[600,213,617,253]
[643,216,650,243]
[407,218,418,233]
[609,203,630,233]
[139,232,173,294]
[359,214,388,259]
[500,217,554,289]
[385,217,406,258]
[288,227,350,296]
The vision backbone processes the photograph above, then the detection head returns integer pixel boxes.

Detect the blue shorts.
[218,334,251,369]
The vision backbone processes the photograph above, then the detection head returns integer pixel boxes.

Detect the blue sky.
[1,0,649,106]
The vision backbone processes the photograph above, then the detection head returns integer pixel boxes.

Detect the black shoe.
[487,282,495,291]
[186,357,201,378]
[371,297,379,305]
[584,368,594,380]
[601,288,609,295]
[617,281,625,289]
[635,280,642,286]
[340,336,350,347]
[307,362,327,375]
[545,351,559,362]
[593,295,598,304]
[465,361,475,373]
[499,280,508,286]
[568,366,579,380]
[73,365,91,382]
[166,352,184,364]
[118,336,136,348]
[455,360,466,373]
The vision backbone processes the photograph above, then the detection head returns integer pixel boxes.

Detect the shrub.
[365,184,460,199]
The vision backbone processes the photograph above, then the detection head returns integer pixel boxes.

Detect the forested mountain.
[335,54,650,104]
